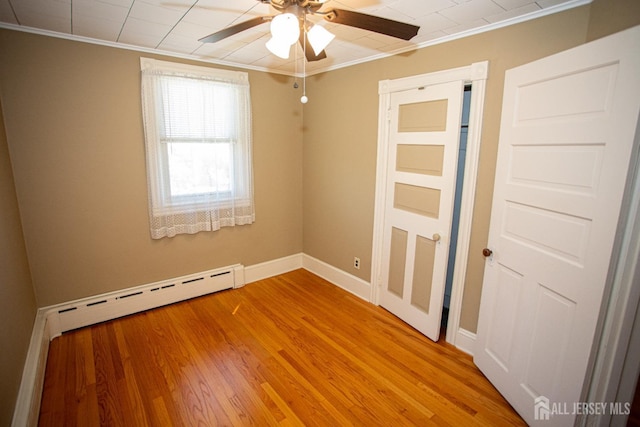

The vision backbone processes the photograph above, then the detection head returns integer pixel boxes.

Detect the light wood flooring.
[39,269,525,426]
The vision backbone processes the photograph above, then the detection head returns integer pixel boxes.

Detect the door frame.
[371,61,488,352]
[581,110,640,425]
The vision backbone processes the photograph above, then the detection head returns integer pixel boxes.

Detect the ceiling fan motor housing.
[269,0,326,14]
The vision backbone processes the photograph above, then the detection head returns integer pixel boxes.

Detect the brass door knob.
[482,248,493,257]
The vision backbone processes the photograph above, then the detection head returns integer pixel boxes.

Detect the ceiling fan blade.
[199,16,271,44]
[299,34,327,62]
[324,9,419,41]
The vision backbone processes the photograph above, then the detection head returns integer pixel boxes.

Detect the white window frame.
[140,58,254,238]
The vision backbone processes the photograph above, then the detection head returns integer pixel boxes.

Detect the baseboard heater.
[46,264,245,338]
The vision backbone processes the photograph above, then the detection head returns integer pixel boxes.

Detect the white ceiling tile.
[193,42,234,58]
[390,0,456,17]
[118,19,174,45]
[331,0,382,10]
[197,0,269,13]
[327,39,377,59]
[303,61,332,74]
[441,17,489,33]
[537,0,573,8]
[181,8,239,29]
[15,0,70,15]
[135,0,193,7]
[252,56,293,71]
[356,35,391,50]
[98,0,134,7]
[414,12,458,34]
[16,12,71,33]
[326,23,377,43]
[364,30,404,44]
[121,17,171,38]
[73,15,123,39]
[241,27,274,44]
[0,0,17,23]
[157,32,203,53]
[439,0,504,23]
[197,35,248,53]
[410,29,448,43]
[224,47,267,63]
[169,19,219,39]
[128,1,184,25]
[73,0,130,22]
[491,0,534,9]
[12,0,71,31]
[115,30,160,46]
[485,3,540,23]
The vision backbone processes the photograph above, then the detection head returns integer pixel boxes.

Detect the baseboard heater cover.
[45,264,245,338]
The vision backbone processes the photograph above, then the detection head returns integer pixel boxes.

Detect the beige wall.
[0,99,37,424]
[0,30,304,306]
[587,0,640,41]
[303,6,595,332]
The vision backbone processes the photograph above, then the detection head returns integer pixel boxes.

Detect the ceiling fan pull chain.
[301,10,308,104]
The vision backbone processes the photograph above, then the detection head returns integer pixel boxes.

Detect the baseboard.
[302,254,371,301]
[11,310,50,427]
[244,253,303,284]
[454,327,477,356]
[46,264,243,339]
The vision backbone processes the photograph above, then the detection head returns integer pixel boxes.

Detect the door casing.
[371,61,488,351]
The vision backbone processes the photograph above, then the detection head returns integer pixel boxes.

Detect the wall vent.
[46,264,244,338]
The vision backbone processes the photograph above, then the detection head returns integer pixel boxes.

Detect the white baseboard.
[11,310,50,427]
[454,327,477,356]
[46,264,242,339]
[244,253,303,284]
[302,254,371,301]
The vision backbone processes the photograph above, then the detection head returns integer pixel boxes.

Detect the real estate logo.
[535,395,550,421]
[533,395,631,421]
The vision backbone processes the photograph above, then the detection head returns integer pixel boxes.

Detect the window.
[140,58,254,239]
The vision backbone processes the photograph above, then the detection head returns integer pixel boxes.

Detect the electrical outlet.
[354,257,360,270]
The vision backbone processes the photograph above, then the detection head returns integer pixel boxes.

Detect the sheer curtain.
[140,58,254,239]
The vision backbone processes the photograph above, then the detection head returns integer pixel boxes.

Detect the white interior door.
[475,26,640,426]
[379,81,463,341]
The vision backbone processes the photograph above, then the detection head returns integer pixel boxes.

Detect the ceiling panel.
[0,0,586,75]
[0,0,19,24]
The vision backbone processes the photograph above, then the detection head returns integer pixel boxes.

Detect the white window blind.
[140,58,254,239]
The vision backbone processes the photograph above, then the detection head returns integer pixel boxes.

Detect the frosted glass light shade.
[270,13,300,46]
[266,37,292,59]
[307,24,335,55]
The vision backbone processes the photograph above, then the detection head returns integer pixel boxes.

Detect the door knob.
[432,233,441,242]
[482,248,493,257]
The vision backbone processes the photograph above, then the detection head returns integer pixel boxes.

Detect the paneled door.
[379,81,463,341]
[475,26,640,426]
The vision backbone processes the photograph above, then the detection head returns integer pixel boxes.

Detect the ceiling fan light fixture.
[307,24,335,55]
[269,13,300,46]
[266,37,292,59]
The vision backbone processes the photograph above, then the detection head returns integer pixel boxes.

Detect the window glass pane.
[167,142,231,197]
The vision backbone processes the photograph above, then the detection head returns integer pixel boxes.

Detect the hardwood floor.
[39,269,525,426]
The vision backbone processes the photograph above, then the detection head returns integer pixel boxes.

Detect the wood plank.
[39,269,525,426]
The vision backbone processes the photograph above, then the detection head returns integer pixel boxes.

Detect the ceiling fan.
[198,0,420,62]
